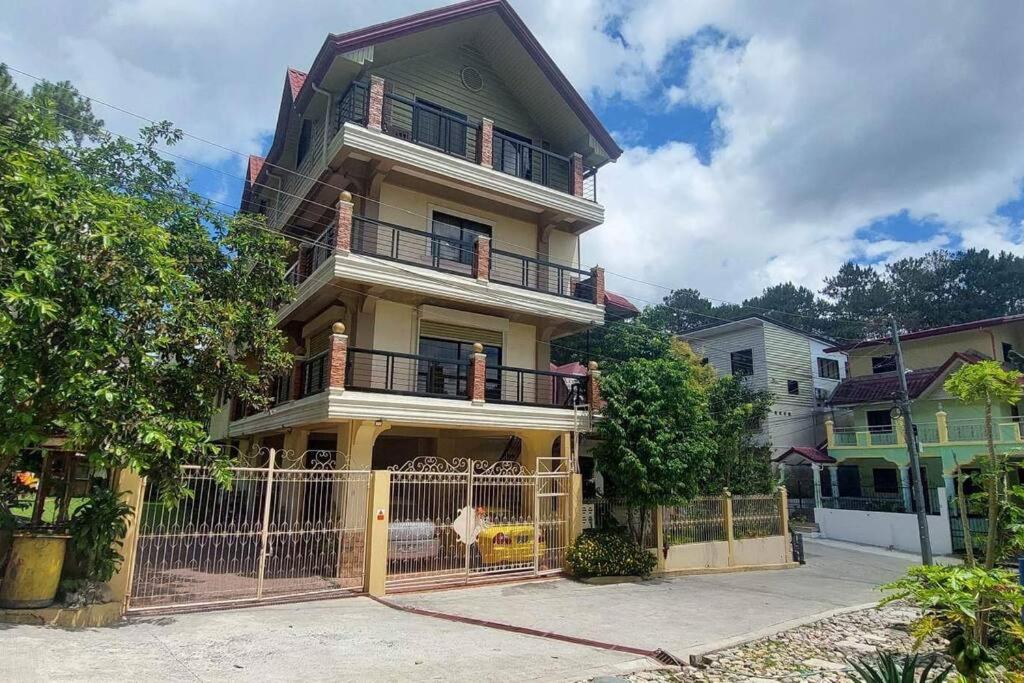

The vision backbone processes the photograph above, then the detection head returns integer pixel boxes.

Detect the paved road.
[0,540,927,682]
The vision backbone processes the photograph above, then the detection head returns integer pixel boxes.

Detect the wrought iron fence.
[732,494,783,539]
[821,486,941,516]
[351,215,476,277]
[385,457,569,591]
[128,448,370,612]
[663,497,727,546]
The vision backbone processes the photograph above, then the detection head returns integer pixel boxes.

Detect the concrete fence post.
[811,464,823,508]
[364,470,390,597]
[108,469,145,615]
[723,490,735,567]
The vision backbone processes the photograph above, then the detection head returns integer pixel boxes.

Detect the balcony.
[828,415,1023,451]
[227,331,597,437]
[278,209,606,326]
[331,79,597,202]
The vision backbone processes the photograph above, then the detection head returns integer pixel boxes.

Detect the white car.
[388,518,440,562]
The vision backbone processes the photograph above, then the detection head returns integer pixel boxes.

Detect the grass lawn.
[10,495,87,524]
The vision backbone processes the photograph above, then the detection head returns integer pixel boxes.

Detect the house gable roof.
[825,313,1024,353]
[257,0,620,184]
[773,445,835,465]
[682,313,838,347]
[828,350,989,406]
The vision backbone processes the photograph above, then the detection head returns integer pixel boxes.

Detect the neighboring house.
[684,315,847,457]
[209,0,634,476]
[819,314,1024,509]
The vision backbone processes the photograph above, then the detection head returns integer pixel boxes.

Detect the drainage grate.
[652,649,685,667]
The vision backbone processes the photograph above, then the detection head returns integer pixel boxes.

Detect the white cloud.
[585,1,1024,302]
[4,0,1024,303]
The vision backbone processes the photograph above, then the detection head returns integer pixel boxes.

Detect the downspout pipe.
[311,82,332,161]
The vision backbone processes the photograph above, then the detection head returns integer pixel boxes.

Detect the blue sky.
[5,0,1024,303]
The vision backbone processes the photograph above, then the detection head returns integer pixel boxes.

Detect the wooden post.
[723,490,735,567]
[654,505,666,572]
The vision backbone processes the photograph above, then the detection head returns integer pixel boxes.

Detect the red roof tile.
[286,68,307,100]
[551,361,587,376]
[247,155,265,182]
[604,290,639,317]
[775,446,835,464]
[829,351,988,406]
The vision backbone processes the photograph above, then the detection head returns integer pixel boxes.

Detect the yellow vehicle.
[476,524,546,566]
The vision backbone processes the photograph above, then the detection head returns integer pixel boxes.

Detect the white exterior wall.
[815,489,953,555]
[810,339,847,396]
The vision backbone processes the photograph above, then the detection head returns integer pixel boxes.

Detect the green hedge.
[565,530,657,578]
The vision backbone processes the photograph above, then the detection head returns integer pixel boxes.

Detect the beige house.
[208,0,630,473]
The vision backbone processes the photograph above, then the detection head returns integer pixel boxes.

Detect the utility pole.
[889,316,933,565]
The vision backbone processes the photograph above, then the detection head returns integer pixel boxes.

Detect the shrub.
[565,530,657,578]
[68,487,133,582]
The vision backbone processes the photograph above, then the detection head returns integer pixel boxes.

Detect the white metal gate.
[127,449,370,612]
[385,457,570,591]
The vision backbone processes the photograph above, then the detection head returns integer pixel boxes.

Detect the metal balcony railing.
[351,216,475,277]
[492,131,571,194]
[489,249,591,299]
[345,348,469,400]
[491,367,586,407]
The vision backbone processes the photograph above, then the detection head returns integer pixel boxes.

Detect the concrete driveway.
[387,539,929,660]
[0,540,925,682]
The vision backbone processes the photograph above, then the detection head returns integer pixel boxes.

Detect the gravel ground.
[593,602,951,683]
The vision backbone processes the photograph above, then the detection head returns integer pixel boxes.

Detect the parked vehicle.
[477,523,545,566]
[387,504,439,562]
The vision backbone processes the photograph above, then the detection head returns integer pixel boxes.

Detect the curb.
[686,601,880,666]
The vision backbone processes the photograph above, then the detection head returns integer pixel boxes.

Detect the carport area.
[3,540,931,682]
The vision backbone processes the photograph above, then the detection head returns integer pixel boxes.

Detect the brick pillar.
[479,118,494,167]
[335,190,353,254]
[590,266,605,306]
[327,322,348,390]
[296,245,311,282]
[367,75,385,132]
[466,343,487,404]
[473,236,490,282]
[586,361,601,412]
[291,357,304,400]
[570,152,584,197]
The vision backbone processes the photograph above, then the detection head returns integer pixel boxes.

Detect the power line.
[4,63,877,334]
[5,83,878,355]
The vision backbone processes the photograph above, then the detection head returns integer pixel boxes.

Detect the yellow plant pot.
[0,533,70,609]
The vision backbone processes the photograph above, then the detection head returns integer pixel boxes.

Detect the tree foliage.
[703,376,775,495]
[593,354,714,543]
[0,81,293,501]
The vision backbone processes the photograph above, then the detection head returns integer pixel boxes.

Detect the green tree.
[0,102,292,502]
[703,376,774,495]
[943,361,1023,570]
[593,354,714,544]
[552,315,671,366]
